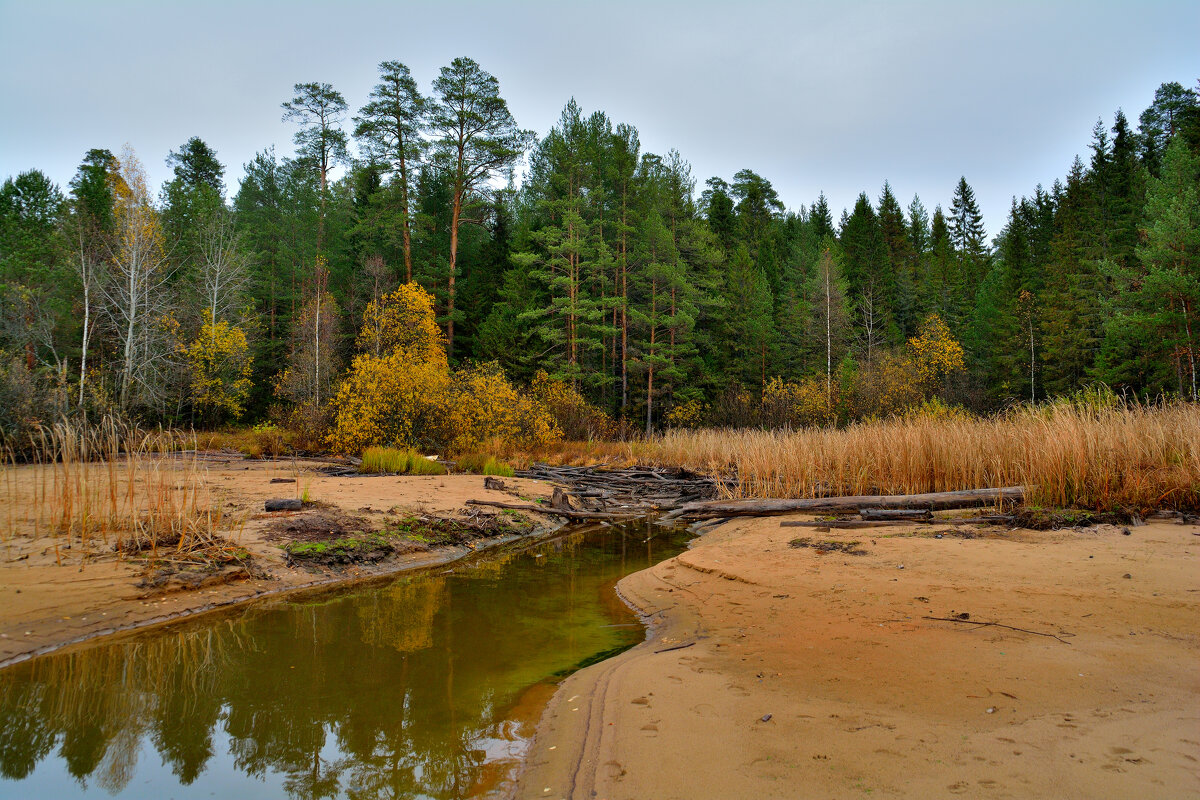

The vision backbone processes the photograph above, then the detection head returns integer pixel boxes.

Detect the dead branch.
[923,615,1073,644]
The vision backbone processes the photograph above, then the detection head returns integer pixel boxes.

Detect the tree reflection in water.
[0,522,689,799]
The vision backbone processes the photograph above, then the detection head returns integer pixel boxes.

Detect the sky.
[1,0,1198,239]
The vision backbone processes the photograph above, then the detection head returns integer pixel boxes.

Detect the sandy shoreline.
[517,516,1200,799]
[0,460,556,667]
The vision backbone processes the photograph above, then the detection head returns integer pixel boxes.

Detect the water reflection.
[0,522,689,799]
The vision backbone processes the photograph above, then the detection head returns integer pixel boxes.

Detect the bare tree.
[808,247,849,404]
[196,208,250,325]
[70,220,103,406]
[103,147,176,411]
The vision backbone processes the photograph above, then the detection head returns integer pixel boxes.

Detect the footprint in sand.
[691,702,717,718]
[641,723,659,737]
[602,760,626,781]
[631,696,650,706]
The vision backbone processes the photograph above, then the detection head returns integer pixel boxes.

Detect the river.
[0,520,691,799]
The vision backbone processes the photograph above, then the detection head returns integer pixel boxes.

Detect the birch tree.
[103,147,175,411]
[196,208,250,325]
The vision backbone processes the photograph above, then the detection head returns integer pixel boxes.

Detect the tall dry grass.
[644,402,1200,511]
[1,417,237,559]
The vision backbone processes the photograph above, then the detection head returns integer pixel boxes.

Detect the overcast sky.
[1,0,1197,238]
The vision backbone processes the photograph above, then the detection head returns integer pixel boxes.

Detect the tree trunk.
[664,486,1026,520]
[447,188,462,357]
[398,142,413,283]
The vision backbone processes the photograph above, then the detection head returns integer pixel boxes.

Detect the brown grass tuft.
[643,402,1199,512]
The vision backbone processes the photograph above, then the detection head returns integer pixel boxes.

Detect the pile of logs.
[467,464,731,521]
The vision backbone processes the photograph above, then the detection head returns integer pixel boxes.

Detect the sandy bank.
[0,459,554,667]
[518,516,1200,799]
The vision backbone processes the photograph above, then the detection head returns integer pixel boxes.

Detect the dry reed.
[643,402,1200,511]
[0,417,238,559]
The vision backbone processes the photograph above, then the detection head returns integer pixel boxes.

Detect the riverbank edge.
[0,517,572,670]
[512,522,718,798]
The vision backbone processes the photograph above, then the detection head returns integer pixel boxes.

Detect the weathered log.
[662,486,1025,520]
[465,499,640,521]
[264,498,302,512]
[483,476,507,491]
[782,514,1020,529]
[780,519,902,529]
[860,508,932,521]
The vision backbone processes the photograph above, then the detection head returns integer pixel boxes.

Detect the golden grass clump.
[643,402,1200,512]
[358,446,447,476]
[455,453,516,477]
[1,417,238,559]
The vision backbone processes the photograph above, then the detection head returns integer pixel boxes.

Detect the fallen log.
[662,486,1025,520]
[860,508,932,521]
[465,499,641,521]
[780,519,902,529]
[264,498,302,512]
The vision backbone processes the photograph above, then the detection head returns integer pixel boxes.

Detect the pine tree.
[281,82,349,253]
[1101,135,1200,398]
[428,57,533,358]
[354,61,426,282]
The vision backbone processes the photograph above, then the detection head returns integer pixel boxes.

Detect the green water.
[0,521,690,799]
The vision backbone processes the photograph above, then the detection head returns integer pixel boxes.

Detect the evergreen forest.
[2,59,1198,447]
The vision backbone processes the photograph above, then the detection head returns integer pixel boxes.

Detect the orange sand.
[518,516,1200,799]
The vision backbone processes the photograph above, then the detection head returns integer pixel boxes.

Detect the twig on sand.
[654,641,696,654]
[923,615,1073,644]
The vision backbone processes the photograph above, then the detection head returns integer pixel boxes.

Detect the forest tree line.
[1,60,1198,443]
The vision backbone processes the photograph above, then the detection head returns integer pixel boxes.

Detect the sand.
[0,458,554,667]
[517,516,1200,799]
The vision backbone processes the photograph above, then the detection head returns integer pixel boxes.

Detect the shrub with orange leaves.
[326,283,560,454]
[529,371,616,439]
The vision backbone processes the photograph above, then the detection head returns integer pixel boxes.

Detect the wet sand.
[518,516,1200,799]
[0,459,554,666]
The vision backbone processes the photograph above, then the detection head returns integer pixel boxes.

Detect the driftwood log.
[780,519,906,529]
[860,508,932,521]
[663,487,1025,520]
[781,514,1017,529]
[465,499,640,521]
[264,498,302,512]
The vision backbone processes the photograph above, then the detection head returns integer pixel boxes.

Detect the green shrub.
[456,453,514,477]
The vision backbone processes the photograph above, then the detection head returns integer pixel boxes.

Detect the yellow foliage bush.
[761,376,838,429]
[529,371,617,439]
[906,313,965,392]
[326,350,449,453]
[445,363,561,452]
[664,397,707,429]
[187,316,252,421]
[326,284,561,455]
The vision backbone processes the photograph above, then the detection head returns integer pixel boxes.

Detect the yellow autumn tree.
[187,315,253,421]
[327,283,561,454]
[879,313,965,413]
[357,282,448,364]
[327,283,448,453]
[906,313,965,391]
